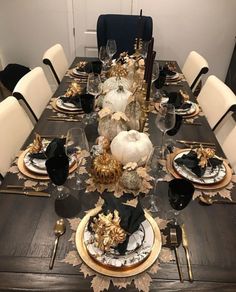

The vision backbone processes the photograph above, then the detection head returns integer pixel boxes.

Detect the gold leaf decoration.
[193,190,202,200]
[61,250,82,267]
[111,111,129,122]
[123,162,138,171]
[134,273,152,292]
[155,217,168,231]
[9,165,19,174]
[148,262,161,275]
[68,217,81,231]
[95,197,105,208]
[24,180,38,188]
[91,275,110,292]
[159,248,175,263]
[226,182,234,190]
[98,107,112,119]
[162,234,167,245]
[17,172,26,180]
[218,189,232,201]
[28,133,43,154]
[69,232,75,243]
[123,198,138,208]
[162,173,172,182]
[79,166,88,175]
[231,174,236,183]
[80,263,96,277]
[112,277,131,289]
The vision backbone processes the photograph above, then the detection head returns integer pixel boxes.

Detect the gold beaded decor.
[91,152,122,184]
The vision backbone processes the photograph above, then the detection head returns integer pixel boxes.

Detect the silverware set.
[47,115,82,122]
[0,185,50,197]
[176,139,216,148]
[170,225,194,283]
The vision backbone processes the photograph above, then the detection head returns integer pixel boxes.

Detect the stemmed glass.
[140,40,150,59]
[66,127,89,190]
[168,178,195,224]
[106,39,117,61]
[46,155,69,200]
[98,46,110,72]
[151,60,160,100]
[155,103,176,158]
[146,146,164,213]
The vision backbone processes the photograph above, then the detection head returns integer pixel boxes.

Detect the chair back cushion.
[0,96,33,176]
[97,14,153,57]
[13,67,52,120]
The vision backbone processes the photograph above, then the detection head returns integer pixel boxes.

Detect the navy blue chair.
[97,14,153,58]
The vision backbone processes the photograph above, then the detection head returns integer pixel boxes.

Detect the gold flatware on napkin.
[170,228,184,282]
[49,219,66,269]
[183,122,202,126]
[198,194,236,205]
[0,189,50,197]
[181,224,193,282]
[176,140,216,147]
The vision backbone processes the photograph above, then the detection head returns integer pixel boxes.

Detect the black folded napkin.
[60,95,82,108]
[175,150,223,177]
[167,114,183,136]
[163,65,176,77]
[45,138,69,185]
[88,195,145,255]
[167,92,191,110]
[154,67,166,89]
[28,152,46,160]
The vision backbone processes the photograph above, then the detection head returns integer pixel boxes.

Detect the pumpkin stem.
[117,85,124,93]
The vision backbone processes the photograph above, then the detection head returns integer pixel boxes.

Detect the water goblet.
[106,39,117,60]
[151,60,160,100]
[168,178,194,224]
[155,103,176,158]
[66,127,89,190]
[98,46,110,72]
[140,40,150,59]
[145,146,165,213]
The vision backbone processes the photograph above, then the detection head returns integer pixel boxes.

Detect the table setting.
[1,41,236,291]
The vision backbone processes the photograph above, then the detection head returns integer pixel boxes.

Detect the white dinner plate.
[56,96,82,112]
[84,219,155,268]
[24,151,76,175]
[173,150,226,184]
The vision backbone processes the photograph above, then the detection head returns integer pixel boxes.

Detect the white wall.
[0,0,75,89]
[0,0,235,83]
[133,0,236,80]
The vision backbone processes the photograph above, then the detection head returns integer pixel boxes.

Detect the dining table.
[0,57,236,292]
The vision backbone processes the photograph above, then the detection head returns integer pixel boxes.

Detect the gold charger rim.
[17,149,77,180]
[166,149,232,190]
[182,103,200,119]
[75,206,162,278]
[51,98,83,115]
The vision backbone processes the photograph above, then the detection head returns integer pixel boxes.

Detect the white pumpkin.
[110,130,153,166]
[103,85,131,112]
[102,77,131,92]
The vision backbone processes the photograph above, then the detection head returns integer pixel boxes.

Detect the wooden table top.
[0,58,236,291]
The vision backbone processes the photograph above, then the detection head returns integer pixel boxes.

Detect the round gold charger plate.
[17,149,77,180]
[51,98,83,115]
[75,207,162,278]
[166,149,232,190]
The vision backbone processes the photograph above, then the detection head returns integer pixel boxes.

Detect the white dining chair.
[219,123,236,173]
[13,67,53,124]
[197,75,236,131]
[182,51,209,91]
[42,44,69,84]
[0,96,34,177]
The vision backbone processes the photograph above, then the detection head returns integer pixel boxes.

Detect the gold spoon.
[49,219,66,269]
[199,194,236,205]
[7,185,48,192]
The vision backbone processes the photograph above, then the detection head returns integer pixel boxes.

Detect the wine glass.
[145,146,164,213]
[168,178,195,224]
[46,154,69,200]
[86,73,101,122]
[140,40,150,59]
[155,103,176,158]
[98,46,110,72]
[151,60,160,100]
[106,39,117,60]
[66,127,89,190]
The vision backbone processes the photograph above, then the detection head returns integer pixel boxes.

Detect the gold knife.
[170,228,184,283]
[176,140,216,146]
[181,224,193,282]
[47,117,81,122]
[0,189,50,197]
